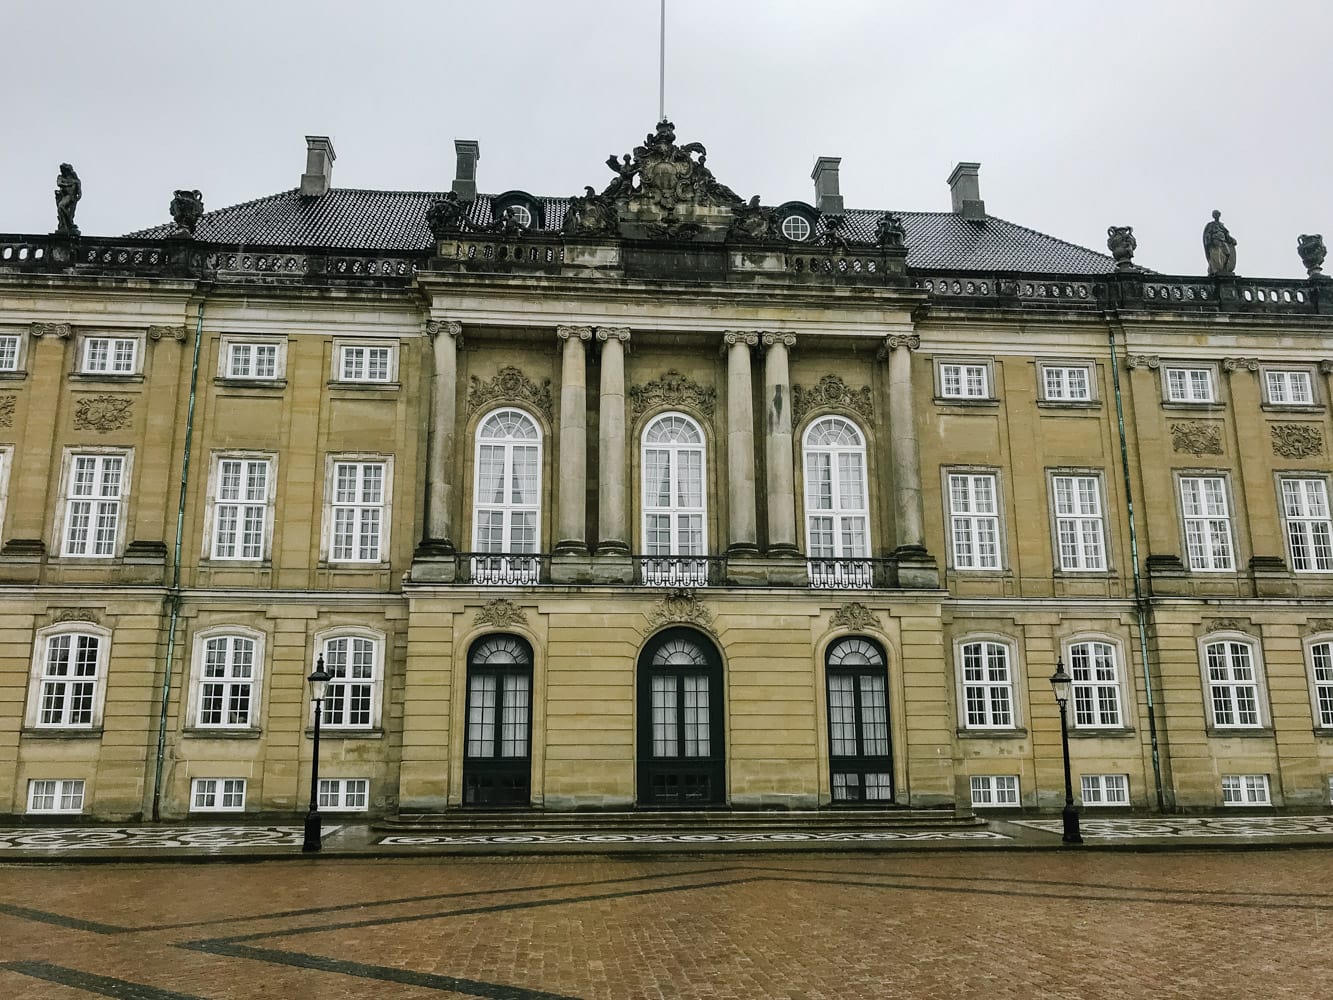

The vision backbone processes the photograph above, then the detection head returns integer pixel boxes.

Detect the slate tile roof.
[129,189,1118,275]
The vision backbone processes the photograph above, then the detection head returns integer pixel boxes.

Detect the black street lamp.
[303,655,331,853]
[1049,658,1083,845]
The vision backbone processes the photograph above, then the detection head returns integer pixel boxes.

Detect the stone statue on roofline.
[1203,209,1237,276]
[1106,226,1137,270]
[1297,234,1326,277]
[729,195,776,242]
[169,190,204,236]
[54,163,81,237]
[488,207,530,238]
[426,191,471,240]
[564,186,616,237]
[876,213,906,249]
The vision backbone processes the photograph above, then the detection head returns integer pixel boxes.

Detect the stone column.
[724,331,759,556]
[555,325,592,554]
[596,326,631,555]
[883,334,924,551]
[425,320,461,551]
[762,332,798,556]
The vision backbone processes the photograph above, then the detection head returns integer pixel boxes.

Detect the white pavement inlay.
[0,825,341,850]
[377,830,1010,846]
[1015,816,1333,839]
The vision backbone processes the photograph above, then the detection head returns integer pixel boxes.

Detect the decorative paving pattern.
[1015,815,1333,839]
[0,825,339,851]
[378,829,1010,846]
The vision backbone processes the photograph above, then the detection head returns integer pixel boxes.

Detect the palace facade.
[2,124,1332,820]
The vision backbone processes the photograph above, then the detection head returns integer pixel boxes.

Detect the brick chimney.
[811,156,844,214]
[948,162,985,221]
[299,136,336,197]
[453,140,480,201]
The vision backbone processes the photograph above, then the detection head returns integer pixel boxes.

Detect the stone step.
[378,808,984,834]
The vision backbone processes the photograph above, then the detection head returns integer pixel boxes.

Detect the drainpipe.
[151,293,206,821]
[1105,311,1167,811]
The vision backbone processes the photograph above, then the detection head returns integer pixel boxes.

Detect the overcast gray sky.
[2,0,1328,278]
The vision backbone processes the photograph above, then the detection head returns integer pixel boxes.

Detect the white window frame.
[1050,472,1107,572]
[1221,774,1270,806]
[187,626,265,731]
[27,778,86,814]
[1162,365,1215,403]
[1304,636,1333,731]
[219,335,286,382]
[25,624,112,730]
[802,416,871,565]
[1178,474,1235,571]
[334,341,398,384]
[205,452,276,562]
[471,407,543,564]
[190,777,247,812]
[318,777,370,811]
[969,775,1019,807]
[316,629,385,731]
[780,215,811,242]
[1080,773,1129,806]
[957,638,1017,730]
[1263,368,1316,407]
[57,450,130,559]
[947,471,1003,570]
[937,360,992,400]
[640,412,709,585]
[324,456,392,564]
[1280,476,1333,573]
[78,333,142,376]
[0,329,29,373]
[1064,637,1125,729]
[1200,634,1267,730]
[1038,362,1094,403]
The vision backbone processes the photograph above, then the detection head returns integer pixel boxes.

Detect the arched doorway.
[462,634,533,807]
[826,636,894,804]
[636,627,725,807]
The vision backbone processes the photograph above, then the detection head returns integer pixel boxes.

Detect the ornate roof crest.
[467,365,553,420]
[629,369,716,420]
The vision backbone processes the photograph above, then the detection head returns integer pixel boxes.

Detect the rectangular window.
[226,342,279,380]
[322,636,378,728]
[211,457,271,560]
[0,334,20,371]
[1282,478,1333,572]
[960,641,1014,728]
[1081,774,1130,806]
[1205,640,1262,728]
[191,778,247,812]
[940,362,990,400]
[1180,476,1234,571]
[1042,365,1092,402]
[330,461,386,562]
[81,337,138,375]
[948,473,1001,570]
[62,454,125,557]
[1068,641,1122,728]
[339,345,393,383]
[1265,370,1314,406]
[1052,475,1106,571]
[1309,641,1333,729]
[1221,774,1270,806]
[1165,367,1214,403]
[318,777,370,811]
[970,775,1019,807]
[196,635,256,728]
[27,778,85,814]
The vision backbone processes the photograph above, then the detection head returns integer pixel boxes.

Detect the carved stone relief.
[1222,357,1259,372]
[146,325,186,342]
[876,334,920,360]
[74,395,134,433]
[1306,619,1333,635]
[426,320,462,341]
[791,374,874,423]
[466,365,553,420]
[1124,354,1160,370]
[1170,422,1223,456]
[29,322,71,339]
[474,598,528,629]
[1271,424,1323,459]
[645,588,714,631]
[629,370,716,420]
[830,602,881,632]
[52,608,100,625]
[1202,618,1247,634]
[0,395,14,428]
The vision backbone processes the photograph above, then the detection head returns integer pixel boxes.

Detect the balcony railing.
[806,557,888,589]
[635,555,726,588]
[457,552,549,585]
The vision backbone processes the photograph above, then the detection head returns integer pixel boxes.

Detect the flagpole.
[659,0,666,121]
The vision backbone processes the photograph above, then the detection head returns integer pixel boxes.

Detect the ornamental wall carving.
[791,374,874,424]
[0,395,13,428]
[147,325,186,342]
[1222,357,1259,372]
[829,602,881,632]
[74,395,134,433]
[466,365,553,420]
[1271,424,1323,459]
[1306,619,1333,636]
[1170,421,1223,456]
[1124,354,1160,370]
[645,588,714,631]
[51,608,101,625]
[29,322,71,339]
[1201,618,1248,634]
[473,598,528,629]
[629,370,717,420]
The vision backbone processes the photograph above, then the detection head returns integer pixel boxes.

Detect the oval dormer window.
[506,205,533,228]
[781,215,812,242]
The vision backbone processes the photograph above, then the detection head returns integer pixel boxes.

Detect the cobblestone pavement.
[2,850,1332,999]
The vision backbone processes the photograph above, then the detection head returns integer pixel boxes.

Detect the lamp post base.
[1061,802,1083,845]
[302,809,322,853]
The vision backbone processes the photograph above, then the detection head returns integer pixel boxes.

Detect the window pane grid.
[323,637,378,728]
[961,641,1014,727]
[1180,476,1234,570]
[212,459,270,560]
[949,474,1001,569]
[1283,479,1333,572]
[804,419,869,562]
[64,455,125,557]
[643,415,708,561]
[474,410,542,555]
[331,462,386,561]
[1206,641,1261,727]
[197,636,256,727]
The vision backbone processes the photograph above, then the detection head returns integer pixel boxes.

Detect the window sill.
[200,559,272,568]
[22,726,103,739]
[934,397,998,408]
[215,377,287,390]
[1261,403,1324,414]
[1205,726,1274,739]
[1036,400,1100,410]
[305,727,383,740]
[956,727,1028,739]
[328,381,400,391]
[1161,401,1222,411]
[183,727,262,739]
[0,370,27,381]
[69,373,144,384]
[1068,727,1135,739]
[320,561,392,570]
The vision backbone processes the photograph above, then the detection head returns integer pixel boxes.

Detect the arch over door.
[826,636,894,804]
[636,627,725,807]
[463,634,533,807]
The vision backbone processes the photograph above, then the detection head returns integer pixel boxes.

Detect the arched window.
[464,634,534,807]
[472,408,542,583]
[27,625,112,730]
[1066,639,1122,729]
[318,630,384,730]
[803,416,870,587]
[193,629,263,729]
[826,636,893,803]
[1202,637,1264,729]
[637,627,724,805]
[958,639,1015,729]
[641,413,708,585]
